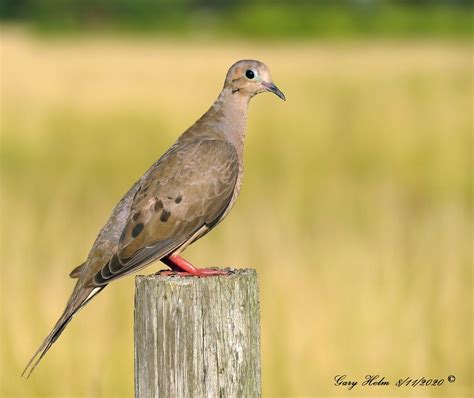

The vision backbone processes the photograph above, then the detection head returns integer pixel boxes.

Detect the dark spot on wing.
[175,195,182,204]
[154,199,163,212]
[160,209,171,222]
[131,223,144,238]
[132,211,141,221]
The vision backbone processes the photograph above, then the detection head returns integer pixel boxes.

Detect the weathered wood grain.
[134,269,260,398]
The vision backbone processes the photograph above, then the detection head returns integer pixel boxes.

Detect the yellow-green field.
[1,30,472,397]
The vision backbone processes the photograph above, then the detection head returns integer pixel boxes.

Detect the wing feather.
[91,139,238,286]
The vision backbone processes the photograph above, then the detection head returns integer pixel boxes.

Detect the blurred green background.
[0,0,472,397]
[0,0,473,37]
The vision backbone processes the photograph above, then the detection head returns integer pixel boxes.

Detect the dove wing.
[91,138,239,286]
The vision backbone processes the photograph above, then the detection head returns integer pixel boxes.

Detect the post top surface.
[135,268,257,285]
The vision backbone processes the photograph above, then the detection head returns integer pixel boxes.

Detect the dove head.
[224,60,285,101]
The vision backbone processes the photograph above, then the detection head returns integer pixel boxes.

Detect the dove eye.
[245,70,255,79]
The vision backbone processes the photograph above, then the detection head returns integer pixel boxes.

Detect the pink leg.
[160,255,229,276]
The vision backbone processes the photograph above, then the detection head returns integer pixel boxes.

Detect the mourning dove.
[22,59,285,377]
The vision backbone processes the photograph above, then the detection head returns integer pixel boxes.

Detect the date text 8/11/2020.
[334,374,450,390]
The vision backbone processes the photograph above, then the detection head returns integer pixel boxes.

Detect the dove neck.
[211,87,249,158]
[181,88,248,163]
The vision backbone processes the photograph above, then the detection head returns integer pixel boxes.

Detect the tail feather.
[21,312,75,378]
[22,286,104,378]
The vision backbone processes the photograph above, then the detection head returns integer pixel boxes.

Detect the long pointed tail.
[21,311,75,378]
[22,286,104,378]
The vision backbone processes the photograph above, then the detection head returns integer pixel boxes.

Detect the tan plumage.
[22,59,285,377]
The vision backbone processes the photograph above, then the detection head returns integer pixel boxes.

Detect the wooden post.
[134,269,261,398]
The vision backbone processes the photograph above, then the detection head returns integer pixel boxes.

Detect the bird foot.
[159,254,232,277]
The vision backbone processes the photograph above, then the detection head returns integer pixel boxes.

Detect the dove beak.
[262,81,286,101]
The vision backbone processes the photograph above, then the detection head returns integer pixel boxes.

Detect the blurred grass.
[0,29,473,397]
[1,2,473,38]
